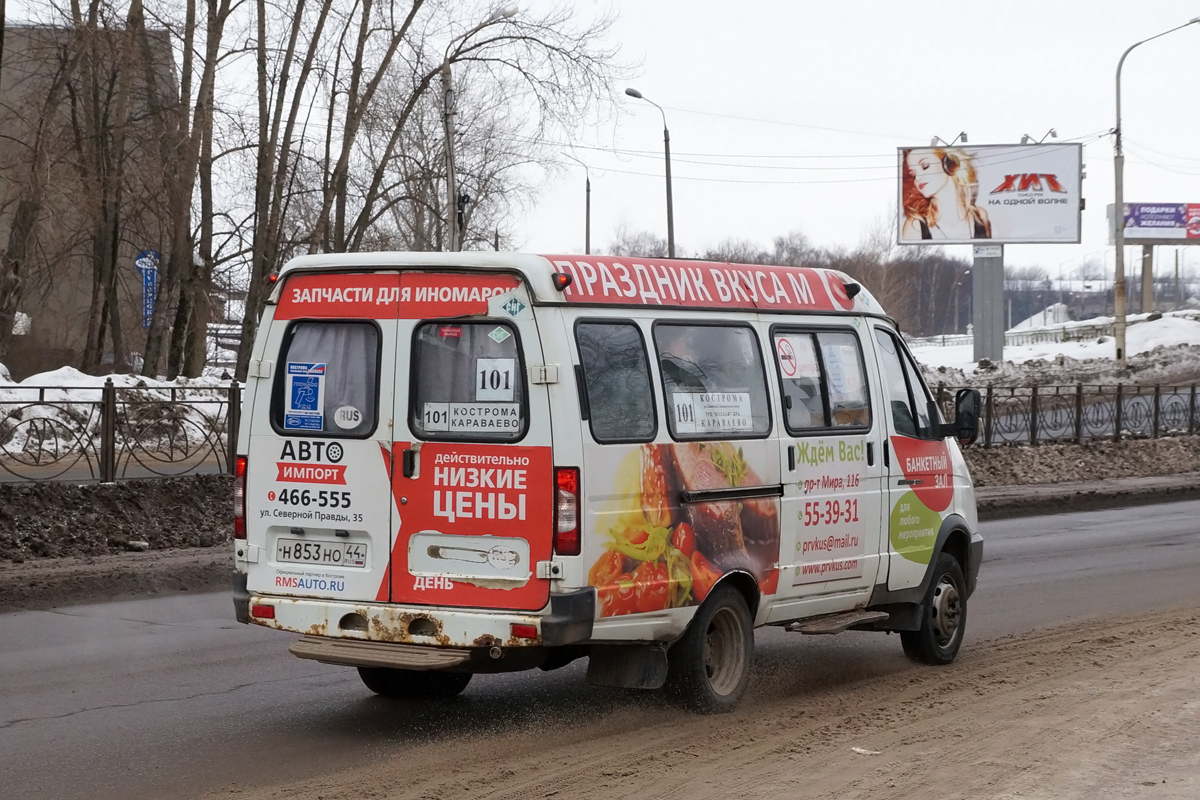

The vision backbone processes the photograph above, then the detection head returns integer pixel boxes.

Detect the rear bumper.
[238,587,595,650]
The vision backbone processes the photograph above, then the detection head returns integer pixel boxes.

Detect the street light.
[442,4,518,252]
[1112,17,1200,363]
[625,87,675,258]
[564,153,591,254]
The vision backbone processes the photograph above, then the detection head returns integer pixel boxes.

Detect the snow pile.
[1011,303,1073,329]
[915,313,1200,387]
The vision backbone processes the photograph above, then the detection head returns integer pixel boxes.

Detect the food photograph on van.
[588,441,781,617]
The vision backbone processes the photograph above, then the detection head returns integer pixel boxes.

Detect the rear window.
[410,322,527,441]
[654,323,771,440]
[272,321,380,437]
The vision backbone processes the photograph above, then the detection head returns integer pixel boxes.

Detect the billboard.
[1108,203,1200,244]
[897,143,1082,245]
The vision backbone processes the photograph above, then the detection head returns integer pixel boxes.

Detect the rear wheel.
[901,553,966,665]
[356,667,472,699]
[666,584,754,713]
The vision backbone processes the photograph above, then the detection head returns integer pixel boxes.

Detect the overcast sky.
[518,0,1200,278]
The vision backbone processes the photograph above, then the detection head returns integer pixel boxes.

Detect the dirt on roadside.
[203,603,1200,800]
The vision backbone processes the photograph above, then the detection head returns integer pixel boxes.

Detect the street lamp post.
[565,154,591,254]
[442,5,518,252]
[1112,17,1200,364]
[624,87,675,258]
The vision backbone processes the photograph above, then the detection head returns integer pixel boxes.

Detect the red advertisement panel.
[383,442,554,611]
[542,256,857,313]
[276,272,521,320]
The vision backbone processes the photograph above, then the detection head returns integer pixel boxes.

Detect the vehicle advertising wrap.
[383,442,554,611]
[792,436,871,585]
[543,256,873,314]
[587,442,780,618]
[246,434,387,604]
[275,271,522,320]
[889,437,954,565]
[1111,203,1200,243]
[897,143,1082,244]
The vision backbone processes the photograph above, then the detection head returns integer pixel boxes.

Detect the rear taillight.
[554,467,580,556]
[234,456,247,539]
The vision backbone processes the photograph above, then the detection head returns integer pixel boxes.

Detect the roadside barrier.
[0,379,240,482]
[936,383,1199,446]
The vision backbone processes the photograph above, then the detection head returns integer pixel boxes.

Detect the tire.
[901,553,967,665]
[356,667,472,699]
[666,584,754,713]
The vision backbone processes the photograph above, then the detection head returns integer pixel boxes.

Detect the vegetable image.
[690,551,721,603]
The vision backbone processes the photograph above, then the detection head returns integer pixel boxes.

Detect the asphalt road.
[2,500,1199,800]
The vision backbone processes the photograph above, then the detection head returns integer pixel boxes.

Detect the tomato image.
[671,522,695,558]
[690,551,721,603]
[632,560,670,613]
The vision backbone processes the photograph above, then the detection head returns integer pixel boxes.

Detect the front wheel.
[901,553,967,665]
[666,584,754,713]
[357,667,472,699]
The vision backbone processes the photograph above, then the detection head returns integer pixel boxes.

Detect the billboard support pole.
[1140,245,1154,313]
[972,244,1004,364]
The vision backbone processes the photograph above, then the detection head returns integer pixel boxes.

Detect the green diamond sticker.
[488,327,511,344]
[501,297,526,316]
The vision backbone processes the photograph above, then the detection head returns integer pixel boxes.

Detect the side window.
[773,329,871,433]
[411,322,526,441]
[654,323,771,440]
[272,321,379,437]
[575,321,657,443]
[873,328,932,438]
[820,332,871,429]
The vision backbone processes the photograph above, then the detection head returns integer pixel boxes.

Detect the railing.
[936,383,1199,446]
[0,379,241,482]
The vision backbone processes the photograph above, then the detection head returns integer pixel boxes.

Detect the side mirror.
[951,388,982,445]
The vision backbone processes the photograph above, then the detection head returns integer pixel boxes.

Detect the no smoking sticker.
[777,338,797,377]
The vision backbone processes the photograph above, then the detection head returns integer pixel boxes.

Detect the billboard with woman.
[897,144,1082,245]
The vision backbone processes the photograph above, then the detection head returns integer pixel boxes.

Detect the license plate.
[275,538,368,568]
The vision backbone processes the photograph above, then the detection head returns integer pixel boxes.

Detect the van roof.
[277,252,884,316]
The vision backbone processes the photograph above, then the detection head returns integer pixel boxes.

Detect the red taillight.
[251,604,275,619]
[234,456,247,540]
[554,467,580,556]
[510,623,537,639]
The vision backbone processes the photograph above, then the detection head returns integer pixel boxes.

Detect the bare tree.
[606,223,672,258]
[231,0,624,379]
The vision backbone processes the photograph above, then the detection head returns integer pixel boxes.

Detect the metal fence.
[0,379,241,483]
[936,383,1199,446]
[2,377,1195,483]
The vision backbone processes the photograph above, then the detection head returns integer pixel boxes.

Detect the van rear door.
[245,271,400,604]
[385,273,555,612]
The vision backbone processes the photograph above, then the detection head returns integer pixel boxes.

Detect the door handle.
[866,442,874,467]
[897,478,923,486]
[788,445,796,472]
[402,448,417,478]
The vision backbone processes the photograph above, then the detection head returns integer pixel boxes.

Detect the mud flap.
[586,644,668,690]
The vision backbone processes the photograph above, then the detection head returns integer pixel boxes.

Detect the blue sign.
[284,362,326,431]
[135,250,160,328]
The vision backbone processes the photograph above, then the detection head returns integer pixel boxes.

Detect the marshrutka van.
[233,252,983,713]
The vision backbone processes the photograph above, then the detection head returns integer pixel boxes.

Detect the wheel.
[356,667,472,699]
[901,553,967,665]
[666,584,754,713]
